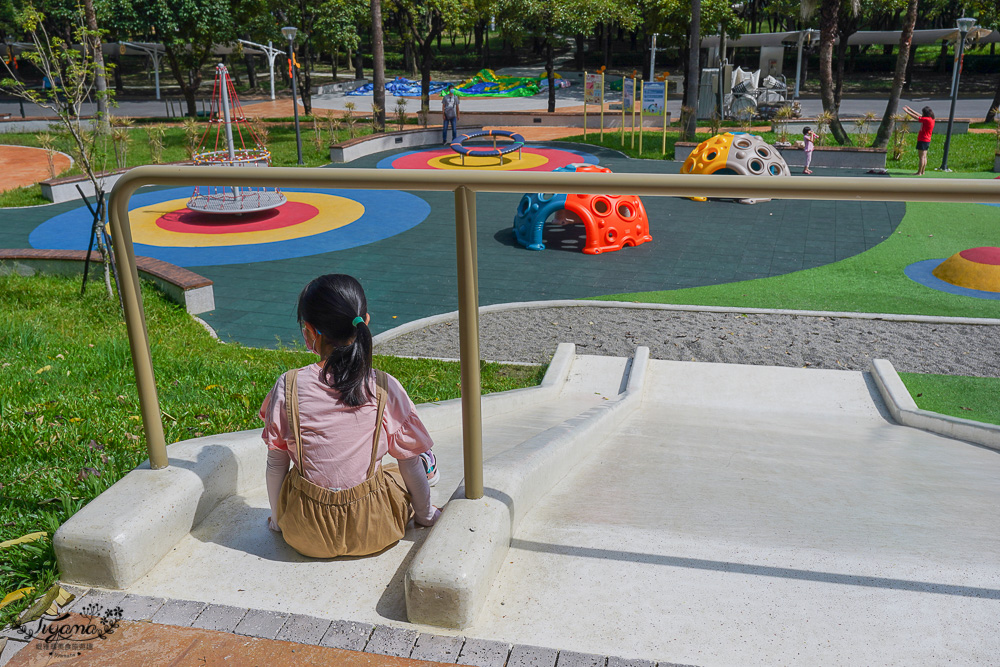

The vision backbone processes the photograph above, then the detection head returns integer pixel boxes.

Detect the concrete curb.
[405,347,650,629]
[870,359,1000,452]
[373,300,1000,346]
[51,346,576,590]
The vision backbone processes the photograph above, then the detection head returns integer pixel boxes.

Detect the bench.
[0,249,215,315]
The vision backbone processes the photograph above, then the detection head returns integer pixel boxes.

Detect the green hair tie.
[352,316,364,327]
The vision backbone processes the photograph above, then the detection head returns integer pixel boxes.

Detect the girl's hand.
[416,506,441,527]
[267,516,282,532]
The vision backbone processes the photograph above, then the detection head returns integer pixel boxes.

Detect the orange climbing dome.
[512,163,652,255]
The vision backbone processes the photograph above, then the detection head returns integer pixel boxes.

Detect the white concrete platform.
[467,360,1000,664]
[65,354,1000,664]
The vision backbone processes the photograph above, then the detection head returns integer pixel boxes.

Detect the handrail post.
[454,185,484,499]
[108,186,169,469]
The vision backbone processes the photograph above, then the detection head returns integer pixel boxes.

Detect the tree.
[1,4,115,296]
[684,0,701,140]
[82,0,108,130]
[803,0,854,144]
[371,0,385,131]
[102,0,236,118]
[873,0,918,148]
[397,0,459,123]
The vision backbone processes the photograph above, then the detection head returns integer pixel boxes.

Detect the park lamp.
[282,26,304,165]
[939,16,976,171]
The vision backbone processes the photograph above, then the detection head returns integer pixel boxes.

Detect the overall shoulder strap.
[283,369,304,474]
[366,370,389,478]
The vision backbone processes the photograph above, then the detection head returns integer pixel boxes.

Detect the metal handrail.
[109,165,1000,499]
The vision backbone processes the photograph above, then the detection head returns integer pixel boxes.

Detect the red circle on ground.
[959,247,1000,265]
[155,201,319,234]
[389,147,587,172]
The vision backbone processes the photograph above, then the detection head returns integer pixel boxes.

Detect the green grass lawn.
[0,122,372,208]
[898,372,1000,427]
[0,273,544,628]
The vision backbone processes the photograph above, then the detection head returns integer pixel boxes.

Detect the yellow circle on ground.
[428,151,549,170]
[124,192,364,248]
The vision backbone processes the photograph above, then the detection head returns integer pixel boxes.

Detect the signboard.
[641,82,667,115]
[584,73,602,104]
[623,78,635,107]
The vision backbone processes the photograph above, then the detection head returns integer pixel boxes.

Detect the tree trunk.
[112,52,124,93]
[404,37,416,76]
[834,37,849,107]
[903,42,916,90]
[546,31,556,113]
[474,20,484,54]
[575,33,585,70]
[420,42,432,123]
[371,0,385,131]
[81,0,108,130]
[603,21,612,68]
[683,0,701,141]
[986,71,1000,123]
[163,45,203,118]
[354,51,364,79]
[299,42,312,115]
[243,40,258,89]
[819,0,850,144]
[873,0,918,149]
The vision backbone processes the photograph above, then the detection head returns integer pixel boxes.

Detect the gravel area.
[375,306,1000,377]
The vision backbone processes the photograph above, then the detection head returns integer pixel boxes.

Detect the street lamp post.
[282,26,304,166]
[939,17,976,172]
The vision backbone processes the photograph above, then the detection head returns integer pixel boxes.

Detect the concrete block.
[507,644,559,667]
[190,604,247,633]
[151,600,208,627]
[557,651,606,666]
[117,594,165,621]
[365,624,418,657]
[410,632,465,662]
[607,657,655,667]
[233,609,290,640]
[320,620,374,651]
[150,599,206,627]
[274,613,331,645]
[54,430,268,589]
[0,638,29,666]
[457,637,512,667]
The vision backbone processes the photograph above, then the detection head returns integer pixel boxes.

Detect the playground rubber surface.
[0,145,71,192]
[5,142,904,348]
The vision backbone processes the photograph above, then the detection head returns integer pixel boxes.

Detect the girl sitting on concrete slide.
[259,274,440,558]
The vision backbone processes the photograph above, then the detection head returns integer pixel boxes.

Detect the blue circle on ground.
[904,258,1000,301]
[28,187,430,267]
[375,146,600,169]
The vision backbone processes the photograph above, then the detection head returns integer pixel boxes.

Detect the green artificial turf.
[0,272,544,627]
[591,196,1000,319]
[899,372,1000,426]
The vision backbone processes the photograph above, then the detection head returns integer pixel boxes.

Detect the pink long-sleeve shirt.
[259,364,433,490]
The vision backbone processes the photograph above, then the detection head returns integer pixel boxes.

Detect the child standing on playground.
[260,274,440,558]
[802,127,819,175]
[903,106,935,176]
[441,85,459,144]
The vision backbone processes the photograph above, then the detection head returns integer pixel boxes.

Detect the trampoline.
[450,130,526,166]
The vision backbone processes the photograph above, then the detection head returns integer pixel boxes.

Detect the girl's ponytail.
[297,274,374,407]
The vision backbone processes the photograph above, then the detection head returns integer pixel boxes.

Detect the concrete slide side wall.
[404,347,650,629]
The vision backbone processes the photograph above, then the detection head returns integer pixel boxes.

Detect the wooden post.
[583,70,588,140]
[662,76,669,155]
[620,76,626,146]
[600,71,605,137]
[639,80,644,154]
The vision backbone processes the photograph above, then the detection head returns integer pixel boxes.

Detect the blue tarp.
[347,77,450,97]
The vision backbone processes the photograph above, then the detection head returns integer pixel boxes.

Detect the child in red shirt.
[903,106,935,175]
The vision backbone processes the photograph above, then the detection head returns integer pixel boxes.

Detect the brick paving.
[0,590,684,667]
